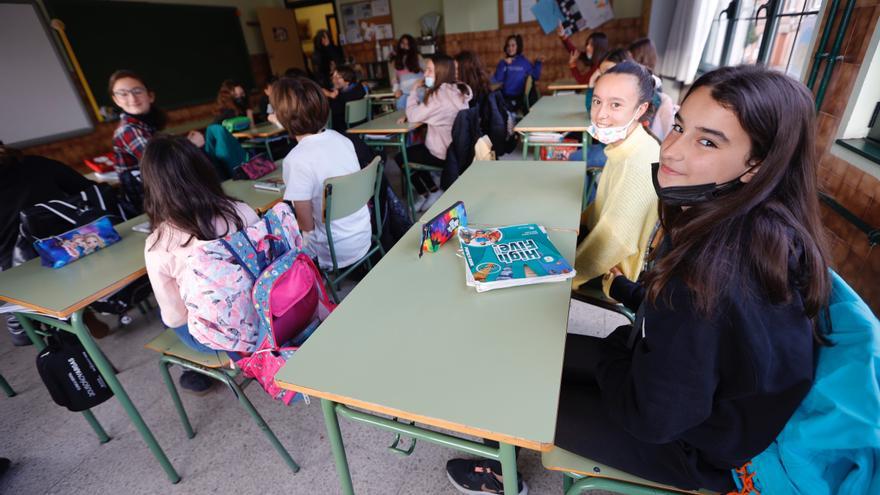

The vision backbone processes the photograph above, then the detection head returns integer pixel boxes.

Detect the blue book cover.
[458,223,575,292]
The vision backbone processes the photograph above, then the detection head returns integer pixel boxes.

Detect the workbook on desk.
[458,224,575,292]
[253,177,285,192]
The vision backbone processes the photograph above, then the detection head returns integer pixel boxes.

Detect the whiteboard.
[0,2,93,147]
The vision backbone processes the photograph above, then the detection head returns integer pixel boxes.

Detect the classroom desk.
[222,168,285,213]
[548,78,589,94]
[0,175,285,483]
[164,117,215,136]
[514,94,591,164]
[232,123,290,161]
[275,160,585,495]
[347,110,424,217]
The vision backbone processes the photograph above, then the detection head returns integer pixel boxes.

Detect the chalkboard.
[46,0,254,109]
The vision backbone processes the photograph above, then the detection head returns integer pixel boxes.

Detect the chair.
[0,371,15,397]
[322,156,386,302]
[344,97,370,130]
[571,222,660,324]
[523,75,535,112]
[542,446,719,495]
[145,329,299,473]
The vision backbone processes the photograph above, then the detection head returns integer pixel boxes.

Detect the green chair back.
[345,98,369,129]
[324,155,381,222]
[523,75,534,111]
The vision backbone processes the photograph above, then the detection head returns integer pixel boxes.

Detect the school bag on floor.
[36,330,114,411]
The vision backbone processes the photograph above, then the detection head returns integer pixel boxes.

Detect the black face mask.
[651,162,756,207]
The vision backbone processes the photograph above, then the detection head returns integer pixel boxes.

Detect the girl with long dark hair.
[214,79,252,125]
[558,64,830,492]
[556,22,608,85]
[142,135,259,391]
[311,29,343,89]
[397,54,472,213]
[390,34,424,110]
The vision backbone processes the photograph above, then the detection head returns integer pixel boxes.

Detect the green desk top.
[221,168,284,213]
[547,78,589,90]
[233,122,286,139]
[275,161,585,450]
[514,94,590,133]
[345,110,422,134]
[164,117,214,136]
[0,174,284,317]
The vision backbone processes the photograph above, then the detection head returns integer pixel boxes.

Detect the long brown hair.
[586,32,609,70]
[394,34,420,73]
[423,54,470,105]
[141,135,245,248]
[644,65,830,328]
[628,38,658,72]
[455,51,490,101]
[215,79,247,116]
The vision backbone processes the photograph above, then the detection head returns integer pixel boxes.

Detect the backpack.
[36,330,114,411]
[731,270,880,495]
[179,203,302,353]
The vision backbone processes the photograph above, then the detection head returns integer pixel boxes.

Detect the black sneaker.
[178,370,215,395]
[446,459,528,495]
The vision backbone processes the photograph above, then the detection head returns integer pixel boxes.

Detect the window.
[699,0,823,78]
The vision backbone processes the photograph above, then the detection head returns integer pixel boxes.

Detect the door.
[257,7,306,76]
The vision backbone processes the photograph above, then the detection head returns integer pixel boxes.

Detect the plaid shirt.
[113,113,155,173]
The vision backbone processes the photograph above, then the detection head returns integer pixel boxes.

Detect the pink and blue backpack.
[180,203,335,403]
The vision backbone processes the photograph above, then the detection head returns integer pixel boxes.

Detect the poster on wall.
[520,0,537,22]
[371,0,390,16]
[531,0,613,35]
[502,0,520,24]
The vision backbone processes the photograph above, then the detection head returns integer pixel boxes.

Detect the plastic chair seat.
[542,446,719,495]
[144,328,230,369]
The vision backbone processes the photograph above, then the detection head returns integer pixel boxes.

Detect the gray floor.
[1,147,630,494]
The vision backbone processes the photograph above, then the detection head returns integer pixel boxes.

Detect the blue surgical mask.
[424,76,435,88]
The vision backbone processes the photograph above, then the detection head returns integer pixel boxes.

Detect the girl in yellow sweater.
[573,61,660,294]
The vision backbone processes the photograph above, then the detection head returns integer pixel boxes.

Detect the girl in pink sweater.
[397,54,472,213]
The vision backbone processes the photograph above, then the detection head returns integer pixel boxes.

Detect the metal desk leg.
[68,310,180,482]
[582,131,589,165]
[322,399,354,495]
[15,313,110,444]
[399,137,416,219]
[0,372,14,397]
[500,442,519,495]
[522,133,530,160]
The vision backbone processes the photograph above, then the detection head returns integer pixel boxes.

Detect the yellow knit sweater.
[573,125,660,294]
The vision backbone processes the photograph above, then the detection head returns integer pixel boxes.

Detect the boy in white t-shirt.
[271,76,371,270]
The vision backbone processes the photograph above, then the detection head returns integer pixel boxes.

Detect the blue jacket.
[491,54,542,98]
[737,270,880,495]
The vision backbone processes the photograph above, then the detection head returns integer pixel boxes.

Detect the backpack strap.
[219,233,262,281]
[35,203,77,225]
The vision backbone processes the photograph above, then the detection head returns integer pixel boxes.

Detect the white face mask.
[586,109,640,145]
[424,76,435,88]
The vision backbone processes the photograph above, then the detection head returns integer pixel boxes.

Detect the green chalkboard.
[47,0,254,109]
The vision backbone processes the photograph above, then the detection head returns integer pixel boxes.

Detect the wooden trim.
[546,83,589,91]
[276,381,554,452]
[345,122,422,134]
[515,126,590,132]
[0,268,147,318]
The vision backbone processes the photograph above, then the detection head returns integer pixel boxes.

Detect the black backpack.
[13,183,127,266]
[36,331,114,411]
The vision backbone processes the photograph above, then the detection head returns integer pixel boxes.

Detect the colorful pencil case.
[33,216,122,269]
[419,201,467,257]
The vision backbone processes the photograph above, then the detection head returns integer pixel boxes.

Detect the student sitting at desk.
[213,79,253,126]
[396,54,472,213]
[141,135,259,394]
[323,65,366,133]
[572,61,660,294]
[1,143,94,346]
[390,34,424,110]
[555,64,829,493]
[556,21,608,85]
[491,34,543,113]
[109,70,204,213]
[271,76,372,272]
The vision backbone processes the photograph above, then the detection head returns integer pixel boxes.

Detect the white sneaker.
[421,189,444,212]
[412,194,429,212]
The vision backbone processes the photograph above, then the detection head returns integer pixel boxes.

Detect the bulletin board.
[339,0,394,44]
[499,0,538,26]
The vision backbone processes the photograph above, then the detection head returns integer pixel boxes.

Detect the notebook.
[458,223,575,292]
[253,177,285,192]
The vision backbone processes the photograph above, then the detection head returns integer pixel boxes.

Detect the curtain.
[657,0,722,84]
